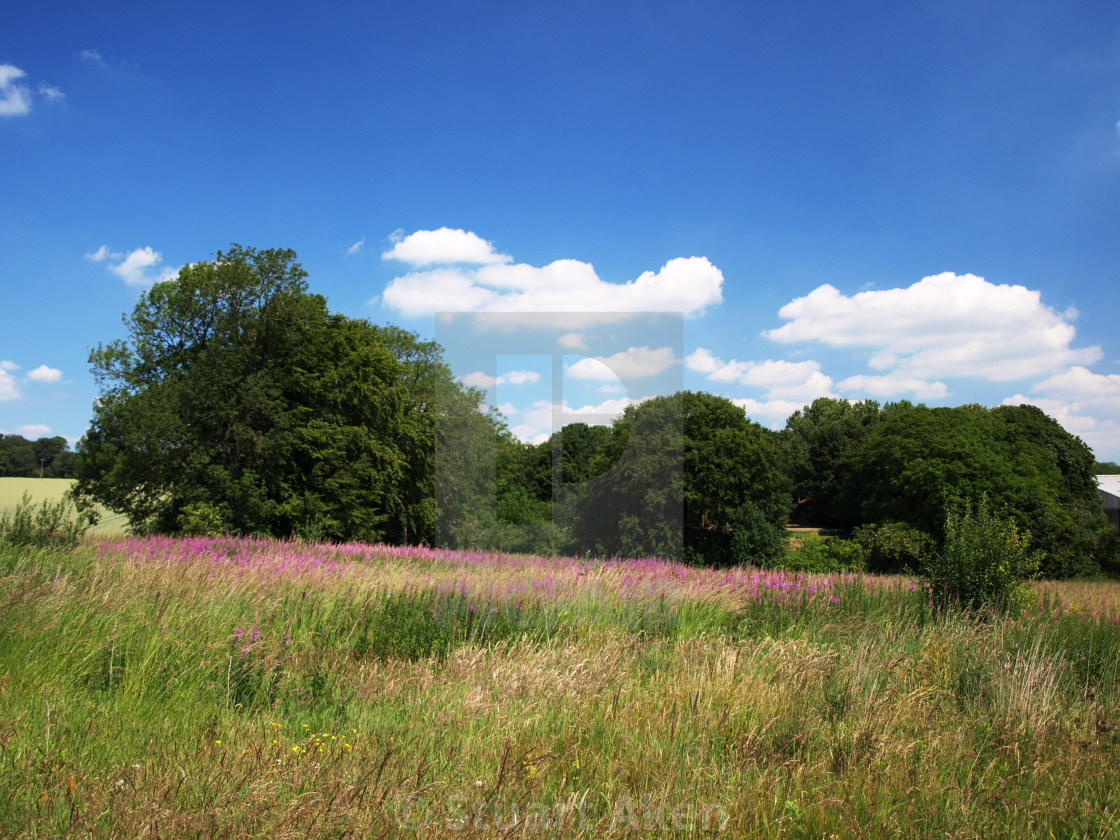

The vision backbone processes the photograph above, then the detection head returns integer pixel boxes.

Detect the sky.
[2,1,1120,462]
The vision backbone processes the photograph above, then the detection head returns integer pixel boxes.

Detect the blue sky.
[3,1,1120,461]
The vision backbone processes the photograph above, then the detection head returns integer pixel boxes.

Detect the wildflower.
[250,627,260,643]
[233,627,243,642]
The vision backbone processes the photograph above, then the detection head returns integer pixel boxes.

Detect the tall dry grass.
[1,536,1117,838]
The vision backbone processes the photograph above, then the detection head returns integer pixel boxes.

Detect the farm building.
[1098,475,1120,529]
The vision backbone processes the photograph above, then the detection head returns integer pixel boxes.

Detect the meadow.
[0,478,128,535]
[1,535,1118,838]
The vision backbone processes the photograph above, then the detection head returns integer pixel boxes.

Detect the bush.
[0,492,92,549]
[854,521,932,574]
[177,501,228,536]
[922,497,1040,612]
[728,501,788,567]
[777,534,865,573]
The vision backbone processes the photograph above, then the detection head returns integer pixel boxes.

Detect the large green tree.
[780,397,881,527]
[569,392,792,565]
[850,403,1115,577]
[75,245,490,544]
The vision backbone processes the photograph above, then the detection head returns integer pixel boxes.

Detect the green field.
[0,535,1117,838]
[0,477,130,535]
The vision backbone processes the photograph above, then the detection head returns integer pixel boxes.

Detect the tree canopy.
[75,245,493,544]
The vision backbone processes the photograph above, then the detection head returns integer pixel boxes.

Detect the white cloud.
[346,237,366,255]
[87,245,179,286]
[686,349,835,402]
[766,272,1100,382]
[729,397,808,429]
[382,228,511,266]
[0,368,19,401]
[1000,365,1120,461]
[460,369,542,389]
[496,402,519,417]
[0,360,19,371]
[80,49,105,65]
[0,65,31,117]
[380,232,723,322]
[558,332,587,350]
[567,346,678,381]
[835,373,948,399]
[26,365,62,383]
[84,245,115,262]
[506,396,650,443]
[0,64,62,116]
[18,424,51,438]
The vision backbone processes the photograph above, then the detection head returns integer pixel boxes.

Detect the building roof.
[1097,475,1120,501]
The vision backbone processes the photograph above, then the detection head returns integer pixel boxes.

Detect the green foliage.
[728,501,788,566]
[779,534,865,573]
[1094,460,1120,474]
[177,501,228,537]
[850,403,1114,579]
[854,521,932,574]
[0,433,76,478]
[922,497,1041,611]
[75,245,496,545]
[0,491,92,549]
[780,397,881,528]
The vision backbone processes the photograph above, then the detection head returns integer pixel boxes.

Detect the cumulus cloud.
[460,369,542,389]
[26,365,62,383]
[0,65,31,117]
[0,360,19,371]
[380,231,723,322]
[0,64,63,116]
[728,397,809,429]
[0,367,19,401]
[508,396,647,443]
[567,346,679,381]
[558,332,587,350]
[1002,365,1120,461]
[835,373,948,399]
[86,245,179,286]
[766,272,1100,382]
[686,349,836,402]
[382,228,511,266]
[17,424,51,438]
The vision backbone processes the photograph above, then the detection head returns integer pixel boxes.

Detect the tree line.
[0,434,75,478]
[72,245,1119,578]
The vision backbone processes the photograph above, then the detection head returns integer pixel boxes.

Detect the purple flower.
[250,627,260,644]
[233,626,243,642]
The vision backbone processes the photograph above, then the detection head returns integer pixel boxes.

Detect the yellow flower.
[215,740,221,745]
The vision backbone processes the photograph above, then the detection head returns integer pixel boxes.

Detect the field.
[1,536,1118,838]
[0,477,129,535]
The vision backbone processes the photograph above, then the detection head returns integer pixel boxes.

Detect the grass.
[0,535,1118,838]
[0,477,129,535]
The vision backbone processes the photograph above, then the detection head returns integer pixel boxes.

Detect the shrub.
[854,521,932,574]
[177,501,228,537]
[922,497,1040,612]
[778,534,865,573]
[729,501,788,567]
[0,492,92,549]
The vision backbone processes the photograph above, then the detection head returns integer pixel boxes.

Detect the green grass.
[1,537,1118,838]
[0,477,129,535]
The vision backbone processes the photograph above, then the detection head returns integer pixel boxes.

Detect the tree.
[849,402,1115,578]
[75,245,493,544]
[780,397,880,527]
[0,434,76,478]
[569,392,792,565]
